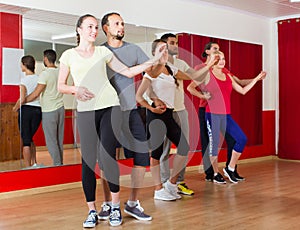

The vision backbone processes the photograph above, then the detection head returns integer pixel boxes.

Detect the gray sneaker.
[154,187,177,201]
[164,180,182,200]
[124,200,152,221]
[98,203,111,220]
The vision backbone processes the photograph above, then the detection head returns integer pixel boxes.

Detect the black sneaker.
[98,203,111,220]
[83,210,98,228]
[213,173,226,184]
[223,167,238,184]
[234,171,245,181]
[109,207,122,226]
[124,200,152,221]
[205,174,214,182]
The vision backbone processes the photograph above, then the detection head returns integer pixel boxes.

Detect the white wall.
[1,0,277,110]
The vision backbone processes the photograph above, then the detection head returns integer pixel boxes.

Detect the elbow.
[187,85,193,94]
[136,95,141,103]
[20,97,26,105]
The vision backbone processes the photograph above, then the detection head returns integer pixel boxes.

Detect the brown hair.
[21,55,35,73]
[75,14,97,45]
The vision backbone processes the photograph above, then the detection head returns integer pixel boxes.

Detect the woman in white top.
[13,55,42,168]
[57,14,165,228]
[136,39,191,201]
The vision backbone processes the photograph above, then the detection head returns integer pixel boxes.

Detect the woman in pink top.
[191,51,266,184]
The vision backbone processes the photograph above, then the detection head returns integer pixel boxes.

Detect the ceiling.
[1,1,300,45]
[0,3,167,45]
[191,0,300,18]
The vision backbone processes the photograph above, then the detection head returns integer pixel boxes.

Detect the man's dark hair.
[160,33,176,42]
[101,12,120,35]
[43,49,56,63]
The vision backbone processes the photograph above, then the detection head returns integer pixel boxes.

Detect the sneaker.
[177,182,194,195]
[109,207,122,227]
[124,200,152,221]
[83,210,98,228]
[213,173,226,184]
[98,203,111,220]
[223,167,238,184]
[154,188,177,201]
[234,171,245,181]
[164,180,182,199]
[205,174,214,182]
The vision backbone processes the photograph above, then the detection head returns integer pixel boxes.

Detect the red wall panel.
[0,12,22,103]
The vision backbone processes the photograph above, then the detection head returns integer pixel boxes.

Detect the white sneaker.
[164,180,182,200]
[154,188,176,201]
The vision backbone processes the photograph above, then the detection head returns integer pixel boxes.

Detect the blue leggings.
[205,113,247,157]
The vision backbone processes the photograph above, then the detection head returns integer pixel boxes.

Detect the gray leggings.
[77,106,122,202]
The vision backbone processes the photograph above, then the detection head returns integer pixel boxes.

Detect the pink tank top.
[204,70,232,114]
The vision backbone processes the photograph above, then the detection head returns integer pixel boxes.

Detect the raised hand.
[258,71,267,80]
[159,47,169,64]
[207,52,220,67]
[153,43,167,63]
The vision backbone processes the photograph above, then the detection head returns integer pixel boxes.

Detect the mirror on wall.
[0,4,168,172]
[0,4,263,173]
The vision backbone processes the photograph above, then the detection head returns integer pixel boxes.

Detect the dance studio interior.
[0,0,300,229]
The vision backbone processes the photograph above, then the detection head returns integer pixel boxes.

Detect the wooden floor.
[0,158,300,230]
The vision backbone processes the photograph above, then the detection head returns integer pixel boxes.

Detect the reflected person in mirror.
[24,49,64,166]
[13,55,42,168]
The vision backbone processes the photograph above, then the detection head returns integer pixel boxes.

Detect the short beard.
[168,51,178,56]
[115,34,124,40]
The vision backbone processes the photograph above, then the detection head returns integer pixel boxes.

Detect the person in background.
[188,50,266,183]
[57,14,166,228]
[13,55,42,168]
[190,41,255,182]
[136,39,197,201]
[24,49,64,166]
[159,33,207,195]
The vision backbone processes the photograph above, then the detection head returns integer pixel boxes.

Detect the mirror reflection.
[0,5,263,173]
[0,6,168,172]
